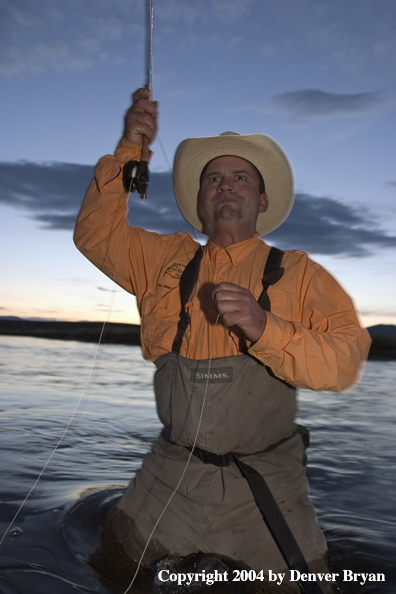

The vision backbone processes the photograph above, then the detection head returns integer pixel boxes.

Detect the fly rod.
[123,0,154,199]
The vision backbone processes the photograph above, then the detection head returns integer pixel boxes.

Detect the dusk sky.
[1,0,395,327]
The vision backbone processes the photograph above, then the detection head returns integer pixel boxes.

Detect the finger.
[132,87,151,102]
[125,110,157,132]
[214,300,243,317]
[125,113,157,142]
[213,291,250,308]
[212,282,249,300]
[127,98,158,120]
[220,311,241,327]
[131,90,159,116]
[213,281,240,293]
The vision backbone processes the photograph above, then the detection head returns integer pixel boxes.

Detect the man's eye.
[209,176,219,183]
[236,175,246,181]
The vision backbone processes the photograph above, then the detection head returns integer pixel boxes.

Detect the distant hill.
[366,325,396,338]
[1,317,396,360]
[0,317,141,346]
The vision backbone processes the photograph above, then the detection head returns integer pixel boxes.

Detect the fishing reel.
[123,160,150,199]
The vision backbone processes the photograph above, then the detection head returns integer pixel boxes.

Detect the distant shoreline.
[1,318,396,360]
[0,319,141,346]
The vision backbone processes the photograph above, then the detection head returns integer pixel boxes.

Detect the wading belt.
[172,245,323,594]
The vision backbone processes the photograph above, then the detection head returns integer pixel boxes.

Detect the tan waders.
[101,248,329,593]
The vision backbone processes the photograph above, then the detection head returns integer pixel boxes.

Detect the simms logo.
[190,367,233,383]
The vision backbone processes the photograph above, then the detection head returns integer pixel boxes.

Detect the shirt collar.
[205,233,265,266]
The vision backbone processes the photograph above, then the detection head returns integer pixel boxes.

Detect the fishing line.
[0,210,127,549]
[123,314,220,594]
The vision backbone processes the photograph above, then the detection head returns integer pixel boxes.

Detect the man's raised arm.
[73,89,159,294]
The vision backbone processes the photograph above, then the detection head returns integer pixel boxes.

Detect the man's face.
[198,156,268,233]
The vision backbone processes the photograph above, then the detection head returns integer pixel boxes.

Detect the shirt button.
[256,351,264,357]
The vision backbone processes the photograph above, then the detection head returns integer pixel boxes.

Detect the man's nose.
[218,176,234,191]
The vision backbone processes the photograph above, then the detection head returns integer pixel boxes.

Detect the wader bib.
[109,247,328,584]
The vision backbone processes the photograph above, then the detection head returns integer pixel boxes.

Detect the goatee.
[214,204,242,222]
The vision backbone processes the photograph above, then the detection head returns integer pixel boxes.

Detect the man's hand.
[124,87,159,146]
[212,282,267,343]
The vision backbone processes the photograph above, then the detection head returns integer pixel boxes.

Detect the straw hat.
[173,132,295,236]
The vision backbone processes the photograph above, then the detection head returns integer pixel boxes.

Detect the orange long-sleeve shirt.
[74,139,371,392]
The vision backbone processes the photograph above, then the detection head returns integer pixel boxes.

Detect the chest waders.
[157,246,323,594]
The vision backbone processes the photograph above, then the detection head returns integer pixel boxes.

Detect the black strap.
[258,246,285,312]
[232,456,324,594]
[171,247,204,354]
[187,439,322,594]
[188,432,296,467]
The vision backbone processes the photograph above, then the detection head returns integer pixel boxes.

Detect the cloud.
[1,161,396,258]
[155,0,254,25]
[238,89,387,123]
[210,0,254,24]
[165,85,210,99]
[266,194,396,257]
[0,161,94,216]
[97,286,123,293]
[1,41,94,75]
[271,89,384,119]
[0,161,187,232]
[0,0,254,75]
[0,2,131,75]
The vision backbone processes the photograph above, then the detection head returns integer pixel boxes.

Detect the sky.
[1,0,395,328]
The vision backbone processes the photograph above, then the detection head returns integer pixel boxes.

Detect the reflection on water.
[0,336,395,593]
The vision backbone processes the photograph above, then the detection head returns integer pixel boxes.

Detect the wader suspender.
[171,245,323,594]
[258,245,285,311]
[171,247,204,354]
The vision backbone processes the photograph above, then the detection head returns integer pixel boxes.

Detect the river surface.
[0,336,395,593]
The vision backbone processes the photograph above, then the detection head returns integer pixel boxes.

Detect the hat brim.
[173,133,295,236]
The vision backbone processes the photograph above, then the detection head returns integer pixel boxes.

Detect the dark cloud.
[1,161,396,258]
[0,161,189,231]
[266,195,396,257]
[271,89,383,118]
[0,161,94,216]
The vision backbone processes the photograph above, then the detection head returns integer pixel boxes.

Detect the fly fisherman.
[74,88,371,592]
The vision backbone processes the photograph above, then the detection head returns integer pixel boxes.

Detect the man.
[74,88,371,591]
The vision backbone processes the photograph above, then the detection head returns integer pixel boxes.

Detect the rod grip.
[141,136,150,162]
[141,83,152,162]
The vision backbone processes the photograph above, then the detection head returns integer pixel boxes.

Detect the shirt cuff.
[116,137,154,162]
[115,137,146,163]
[94,139,143,192]
[248,311,295,365]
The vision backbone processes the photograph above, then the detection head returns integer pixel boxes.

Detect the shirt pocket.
[140,283,180,317]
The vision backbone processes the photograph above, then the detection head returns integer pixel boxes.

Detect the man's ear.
[259,192,269,213]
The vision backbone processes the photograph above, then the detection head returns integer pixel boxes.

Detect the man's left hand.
[212,282,267,343]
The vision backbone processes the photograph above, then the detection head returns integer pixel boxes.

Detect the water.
[0,336,395,593]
